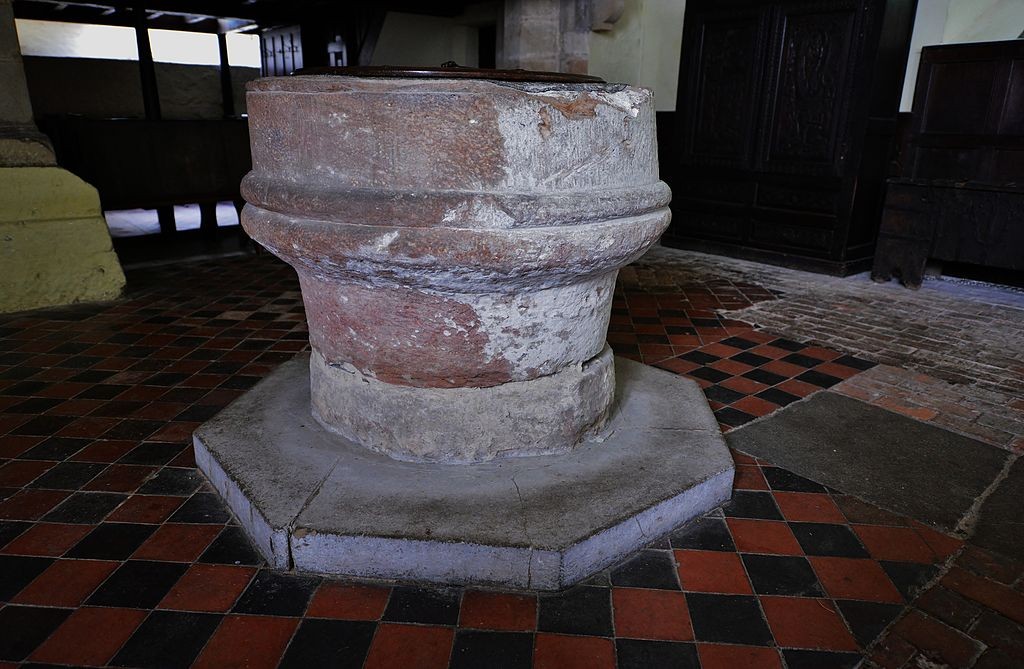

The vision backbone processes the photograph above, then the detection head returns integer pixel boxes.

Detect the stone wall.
[22,56,259,120]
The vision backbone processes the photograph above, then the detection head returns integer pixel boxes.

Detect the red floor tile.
[132,523,222,562]
[69,440,139,463]
[853,525,938,564]
[364,623,454,669]
[834,496,910,527]
[0,522,93,556]
[912,522,964,560]
[941,567,1024,626]
[0,489,70,520]
[459,590,536,631]
[12,558,119,606]
[709,359,755,376]
[676,550,753,594]
[29,606,146,666]
[159,564,256,612]
[761,360,809,378]
[193,615,298,669]
[732,396,779,418]
[533,633,615,669]
[733,465,769,491]
[889,610,982,667]
[306,582,391,621]
[810,557,904,603]
[697,643,784,669]
[106,494,185,524]
[775,379,821,398]
[0,435,40,458]
[773,492,846,524]
[721,376,771,395]
[82,464,155,493]
[611,587,692,641]
[760,596,858,651]
[726,519,803,556]
[0,460,54,487]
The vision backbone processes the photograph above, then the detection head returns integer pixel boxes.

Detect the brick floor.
[0,250,1021,667]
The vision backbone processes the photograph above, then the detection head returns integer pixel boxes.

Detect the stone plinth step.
[193,355,733,590]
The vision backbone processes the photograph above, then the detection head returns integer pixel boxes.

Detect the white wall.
[589,0,686,112]
[901,0,1024,111]
[943,0,1024,43]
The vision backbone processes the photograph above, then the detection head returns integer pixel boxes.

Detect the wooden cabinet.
[872,40,1024,287]
[661,0,917,275]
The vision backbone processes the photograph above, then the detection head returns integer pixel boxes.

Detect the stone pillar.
[500,0,592,73]
[0,0,125,313]
[241,73,670,463]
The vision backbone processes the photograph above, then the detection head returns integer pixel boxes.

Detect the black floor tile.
[743,369,787,386]
[381,585,461,626]
[780,353,823,368]
[173,404,222,422]
[233,570,320,616]
[741,554,823,597]
[538,585,612,636]
[28,462,107,490]
[669,517,735,552]
[136,468,203,496]
[0,520,31,549]
[198,526,263,566]
[790,523,870,558]
[118,442,187,466]
[616,639,699,669]
[609,550,680,590]
[66,522,157,560]
[0,554,53,600]
[721,336,758,350]
[755,387,801,407]
[761,467,828,493]
[101,420,163,441]
[19,437,89,461]
[77,384,130,400]
[704,385,745,405]
[796,370,843,389]
[680,351,720,365]
[715,407,756,427]
[112,610,222,669]
[279,619,376,669]
[11,415,76,436]
[836,600,903,647]
[782,649,862,669]
[731,351,772,367]
[686,592,772,645]
[880,560,939,601]
[87,560,188,608]
[690,366,731,383]
[42,491,127,523]
[722,491,783,520]
[7,398,62,414]
[833,355,876,371]
[0,605,72,661]
[168,492,231,524]
[770,338,807,352]
[449,630,534,669]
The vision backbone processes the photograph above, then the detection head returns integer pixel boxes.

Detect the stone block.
[194,354,733,589]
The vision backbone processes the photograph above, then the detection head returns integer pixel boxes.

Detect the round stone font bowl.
[240,72,671,462]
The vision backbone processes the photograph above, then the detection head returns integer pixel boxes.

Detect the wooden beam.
[132,5,161,120]
[218,32,235,117]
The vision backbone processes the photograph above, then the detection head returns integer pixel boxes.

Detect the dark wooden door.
[664,0,916,275]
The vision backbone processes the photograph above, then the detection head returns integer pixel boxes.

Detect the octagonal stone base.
[193,354,734,590]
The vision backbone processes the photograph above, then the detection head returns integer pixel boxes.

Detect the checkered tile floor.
[0,255,963,668]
